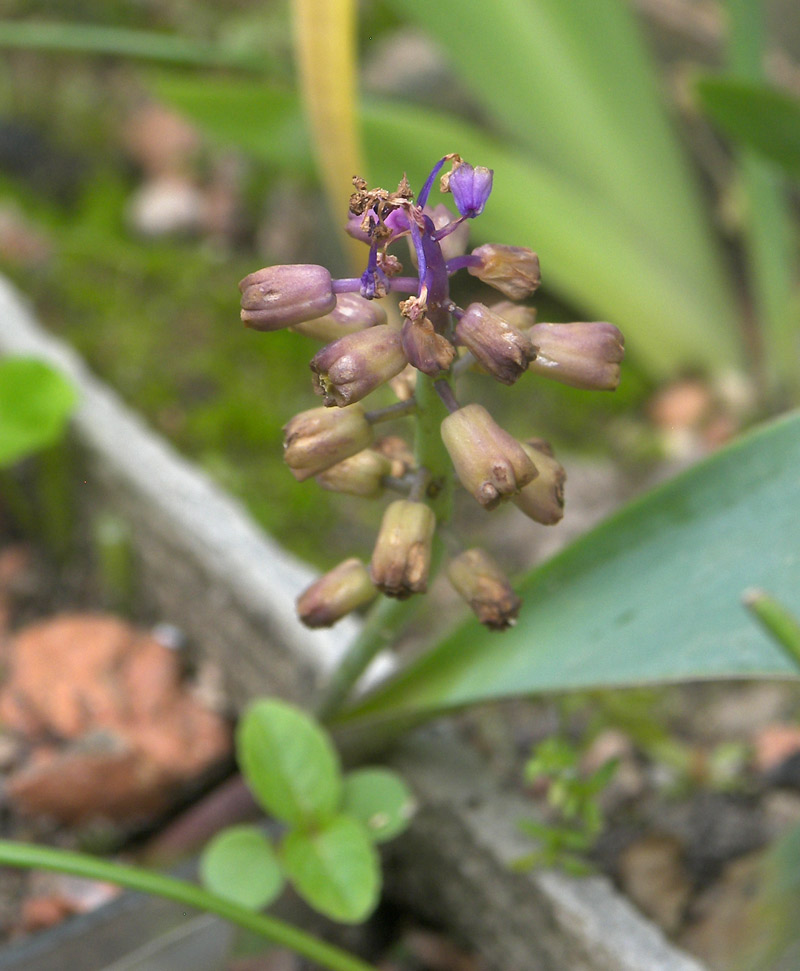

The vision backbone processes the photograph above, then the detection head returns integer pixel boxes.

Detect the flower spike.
[238,153,623,633]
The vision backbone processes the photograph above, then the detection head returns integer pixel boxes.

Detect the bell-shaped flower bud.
[311,324,408,407]
[239,265,336,330]
[448,163,493,218]
[467,244,540,300]
[345,212,372,243]
[369,500,436,599]
[440,403,537,510]
[527,322,625,390]
[402,317,456,377]
[512,439,567,525]
[297,558,377,628]
[291,292,387,341]
[489,300,537,331]
[388,363,418,402]
[447,548,521,631]
[283,404,373,481]
[374,436,416,478]
[455,303,537,385]
[315,449,392,498]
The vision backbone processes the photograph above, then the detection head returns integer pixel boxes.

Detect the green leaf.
[0,358,77,467]
[281,815,379,923]
[237,700,342,826]
[200,826,283,910]
[363,99,741,377]
[341,768,415,844]
[383,0,734,336]
[0,20,263,69]
[696,76,800,181]
[336,411,800,731]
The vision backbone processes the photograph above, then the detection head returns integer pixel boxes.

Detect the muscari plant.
[0,2,799,965]
[239,154,623,660]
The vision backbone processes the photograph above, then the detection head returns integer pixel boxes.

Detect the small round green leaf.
[200,825,283,910]
[0,358,77,468]
[281,815,380,923]
[341,768,416,843]
[237,700,342,825]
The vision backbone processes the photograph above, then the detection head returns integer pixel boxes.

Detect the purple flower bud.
[315,449,392,498]
[401,317,456,377]
[448,163,493,218]
[345,212,372,243]
[440,403,537,510]
[291,292,387,341]
[455,303,536,385]
[447,548,521,631]
[310,325,408,407]
[283,404,373,481]
[297,558,377,628]
[527,322,625,390]
[512,439,566,525]
[370,500,436,599]
[467,245,540,300]
[239,265,336,330]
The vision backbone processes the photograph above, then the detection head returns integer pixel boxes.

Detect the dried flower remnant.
[239,153,623,630]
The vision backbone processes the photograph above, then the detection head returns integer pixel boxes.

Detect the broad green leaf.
[237,700,341,826]
[281,815,379,923]
[200,826,283,910]
[336,411,800,731]
[696,76,800,181]
[384,0,732,321]
[341,768,415,843]
[0,358,77,467]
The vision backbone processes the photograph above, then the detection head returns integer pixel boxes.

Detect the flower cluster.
[240,155,624,631]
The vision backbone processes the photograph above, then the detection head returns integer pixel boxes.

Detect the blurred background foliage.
[0,0,797,567]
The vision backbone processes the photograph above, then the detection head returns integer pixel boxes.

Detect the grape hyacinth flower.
[239,153,625,631]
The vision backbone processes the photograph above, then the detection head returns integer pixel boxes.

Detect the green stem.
[0,841,378,971]
[726,0,798,404]
[743,589,800,671]
[413,373,454,524]
[316,374,455,721]
[316,594,415,722]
